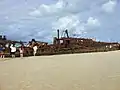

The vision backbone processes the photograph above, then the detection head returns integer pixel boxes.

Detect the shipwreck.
[0,29,120,57]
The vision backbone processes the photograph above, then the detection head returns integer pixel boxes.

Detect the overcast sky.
[0,0,120,43]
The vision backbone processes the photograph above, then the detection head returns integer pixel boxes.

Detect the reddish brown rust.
[0,30,120,57]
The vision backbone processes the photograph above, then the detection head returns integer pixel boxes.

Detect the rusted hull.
[1,30,120,57]
[3,44,120,57]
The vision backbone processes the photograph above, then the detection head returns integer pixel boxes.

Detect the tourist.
[0,45,5,58]
[10,44,16,58]
[33,44,38,56]
[19,46,24,58]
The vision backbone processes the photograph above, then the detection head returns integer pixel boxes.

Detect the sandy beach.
[0,51,120,90]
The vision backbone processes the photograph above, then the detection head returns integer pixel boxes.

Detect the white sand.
[0,51,120,90]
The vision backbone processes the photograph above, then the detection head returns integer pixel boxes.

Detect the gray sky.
[0,0,120,43]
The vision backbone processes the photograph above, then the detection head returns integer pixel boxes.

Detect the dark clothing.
[11,52,15,55]
[0,47,5,57]
[0,47,3,51]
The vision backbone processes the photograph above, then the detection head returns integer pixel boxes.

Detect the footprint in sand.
[19,80,32,90]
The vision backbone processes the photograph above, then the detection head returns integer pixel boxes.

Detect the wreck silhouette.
[0,29,120,57]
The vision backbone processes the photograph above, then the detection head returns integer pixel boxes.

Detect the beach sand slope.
[0,51,120,90]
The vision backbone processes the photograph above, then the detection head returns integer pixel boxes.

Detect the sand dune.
[0,51,120,90]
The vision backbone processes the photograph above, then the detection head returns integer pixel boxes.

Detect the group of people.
[0,44,38,58]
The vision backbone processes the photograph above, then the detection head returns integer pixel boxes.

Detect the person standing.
[10,44,16,58]
[33,44,38,56]
[0,45,5,58]
[19,46,24,58]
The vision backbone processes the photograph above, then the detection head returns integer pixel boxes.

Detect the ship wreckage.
[0,29,120,57]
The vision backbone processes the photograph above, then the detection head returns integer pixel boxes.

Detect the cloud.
[52,15,80,30]
[52,15,100,37]
[29,10,41,16]
[51,15,81,36]
[87,17,100,27]
[29,0,65,16]
[102,0,117,13]
[0,0,120,43]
